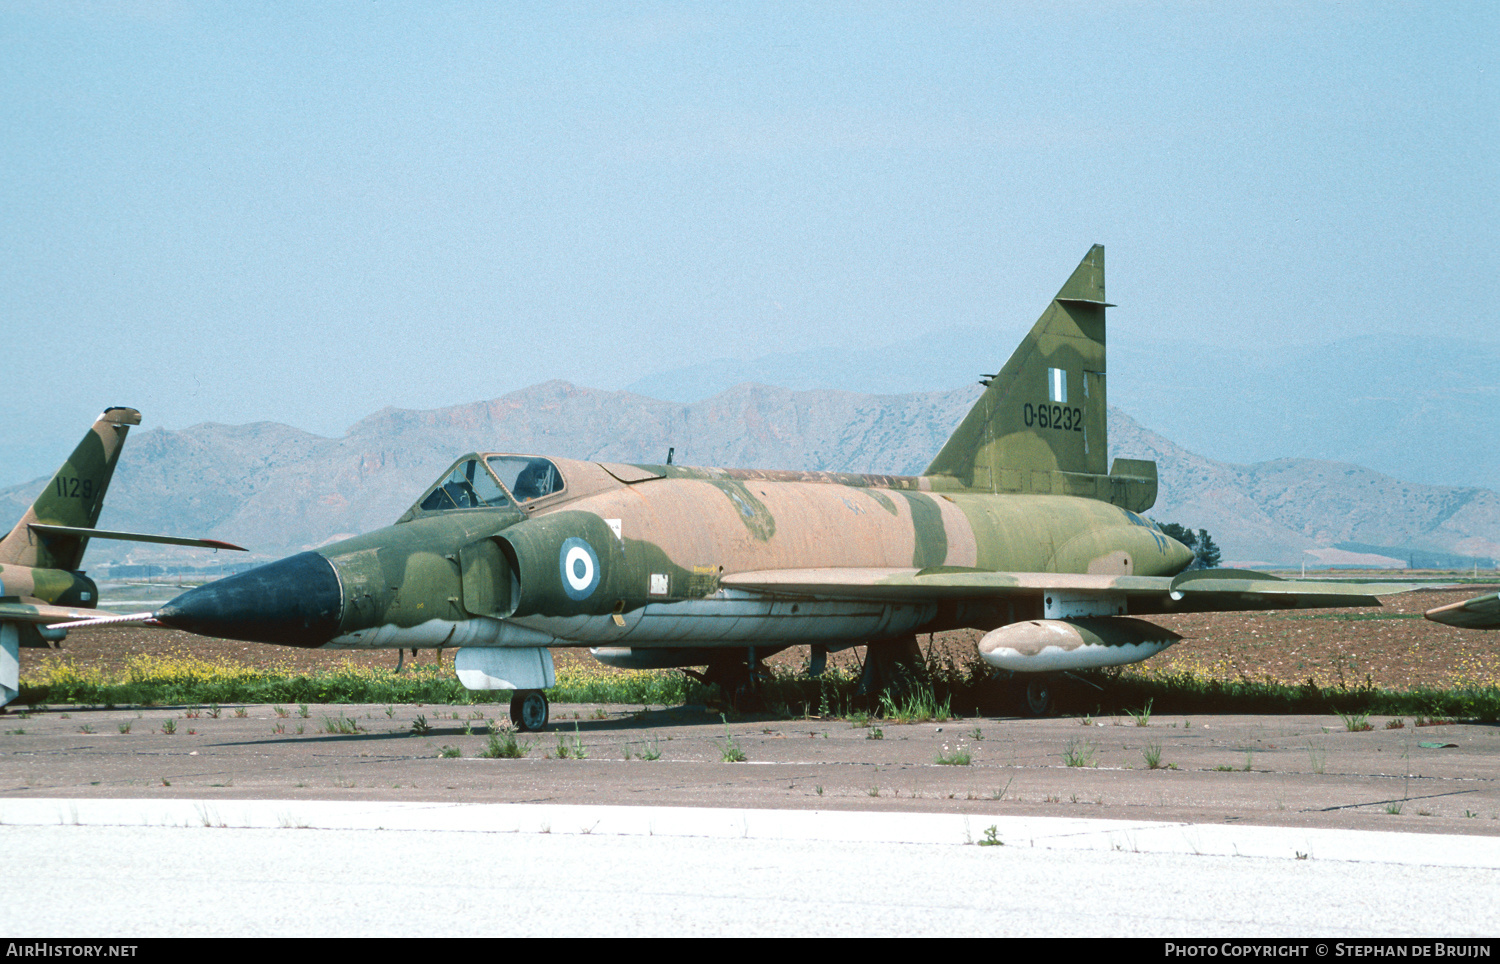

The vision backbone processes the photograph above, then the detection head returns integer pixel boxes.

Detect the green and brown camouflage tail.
[0,407,142,571]
[924,245,1156,511]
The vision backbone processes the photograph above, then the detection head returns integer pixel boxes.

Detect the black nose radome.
[156,551,343,647]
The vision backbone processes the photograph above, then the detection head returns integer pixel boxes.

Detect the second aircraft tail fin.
[0,407,142,570]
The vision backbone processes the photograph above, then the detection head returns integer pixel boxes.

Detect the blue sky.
[2,2,1495,486]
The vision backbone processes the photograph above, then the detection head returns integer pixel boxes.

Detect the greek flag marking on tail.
[1048,367,1067,403]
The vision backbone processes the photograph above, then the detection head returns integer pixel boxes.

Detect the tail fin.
[0,407,142,570]
[924,246,1155,511]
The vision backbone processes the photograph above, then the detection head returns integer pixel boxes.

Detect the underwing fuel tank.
[977,617,1181,673]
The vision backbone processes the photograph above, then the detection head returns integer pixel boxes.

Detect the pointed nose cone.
[156,551,343,646]
[1164,535,1196,573]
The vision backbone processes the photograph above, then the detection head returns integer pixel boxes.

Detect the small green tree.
[1155,522,1220,569]
[1193,529,1221,569]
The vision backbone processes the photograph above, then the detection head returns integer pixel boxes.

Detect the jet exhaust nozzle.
[155,551,342,647]
[978,617,1180,673]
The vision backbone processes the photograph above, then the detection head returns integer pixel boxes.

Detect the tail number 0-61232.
[1023,402,1083,432]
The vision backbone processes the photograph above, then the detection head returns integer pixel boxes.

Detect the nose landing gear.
[510,689,549,731]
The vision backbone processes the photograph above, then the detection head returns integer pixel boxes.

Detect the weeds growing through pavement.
[554,724,587,760]
[1308,743,1327,774]
[878,687,951,724]
[410,715,431,736]
[1337,709,1373,732]
[322,715,361,735]
[117,722,131,734]
[482,724,529,759]
[1126,699,1154,727]
[977,826,1003,847]
[1143,741,1163,769]
[1063,739,1096,768]
[160,720,176,735]
[718,715,746,762]
[274,706,289,718]
[935,742,972,765]
[439,745,461,758]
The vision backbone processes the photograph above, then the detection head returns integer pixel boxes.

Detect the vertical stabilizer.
[927,246,1109,486]
[0,407,142,570]
[924,247,1153,510]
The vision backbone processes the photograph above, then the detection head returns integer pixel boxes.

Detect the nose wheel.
[509,689,550,731]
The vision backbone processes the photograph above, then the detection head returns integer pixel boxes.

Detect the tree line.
[1155,522,1221,569]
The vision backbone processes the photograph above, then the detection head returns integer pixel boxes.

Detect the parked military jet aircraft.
[1425,592,1500,630]
[63,247,1411,729]
[1,408,244,706]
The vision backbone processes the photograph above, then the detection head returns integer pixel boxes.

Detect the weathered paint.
[977,617,1181,673]
[1425,592,1500,630]
[0,408,246,707]
[145,247,1418,698]
[0,407,140,571]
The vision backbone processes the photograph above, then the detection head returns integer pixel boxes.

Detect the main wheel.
[510,689,549,732]
[1020,677,1054,717]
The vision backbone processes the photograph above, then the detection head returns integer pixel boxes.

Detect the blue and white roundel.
[559,537,600,600]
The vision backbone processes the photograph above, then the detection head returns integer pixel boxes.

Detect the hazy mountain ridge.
[627,332,1500,492]
[2,382,1494,568]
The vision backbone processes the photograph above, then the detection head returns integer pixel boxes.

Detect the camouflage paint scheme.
[141,246,1414,725]
[0,409,244,705]
[1425,593,1500,630]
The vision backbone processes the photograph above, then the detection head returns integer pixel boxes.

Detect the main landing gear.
[1016,676,1055,717]
[857,636,927,699]
[687,647,783,710]
[510,689,549,731]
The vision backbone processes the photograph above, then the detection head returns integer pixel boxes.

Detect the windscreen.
[419,459,516,512]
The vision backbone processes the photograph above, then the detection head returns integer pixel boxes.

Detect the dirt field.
[20,581,1499,693]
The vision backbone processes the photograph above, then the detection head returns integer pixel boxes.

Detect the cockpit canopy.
[415,455,565,514]
[486,455,564,503]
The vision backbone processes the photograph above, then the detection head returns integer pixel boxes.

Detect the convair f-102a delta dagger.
[64,247,1411,729]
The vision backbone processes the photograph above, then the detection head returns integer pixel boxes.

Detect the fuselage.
[157,454,1193,651]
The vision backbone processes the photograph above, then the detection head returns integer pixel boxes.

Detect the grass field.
[15,582,1499,720]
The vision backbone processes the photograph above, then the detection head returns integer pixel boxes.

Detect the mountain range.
[626,331,1500,493]
[2,381,1496,570]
